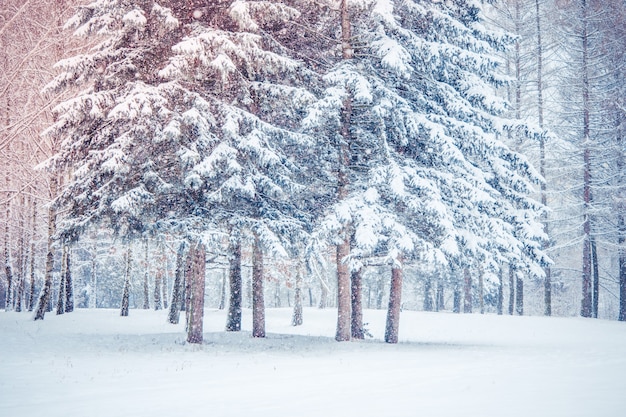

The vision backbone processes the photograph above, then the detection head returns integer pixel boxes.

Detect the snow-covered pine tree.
[159,1,322,336]
[304,0,548,341]
[43,1,320,335]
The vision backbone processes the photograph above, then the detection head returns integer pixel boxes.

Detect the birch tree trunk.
[33,176,57,320]
[463,267,472,314]
[292,264,303,326]
[64,245,73,313]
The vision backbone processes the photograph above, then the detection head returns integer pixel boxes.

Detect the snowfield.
[1,307,625,417]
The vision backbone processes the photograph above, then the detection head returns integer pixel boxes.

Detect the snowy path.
[1,308,625,417]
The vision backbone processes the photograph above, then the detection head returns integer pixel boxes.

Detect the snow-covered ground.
[1,307,625,417]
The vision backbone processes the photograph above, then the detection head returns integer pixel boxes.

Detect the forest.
[0,0,624,345]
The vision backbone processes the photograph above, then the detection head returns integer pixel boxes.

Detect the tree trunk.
[436,278,444,312]
[497,268,504,315]
[4,203,13,312]
[478,267,484,314]
[453,275,461,314]
[143,239,150,310]
[162,247,169,310]
[252,232,265,338]
[64,246,73,313]
[184,248,194,327]
[154,269,163,311]
[423,274,434,312]
[335,0,353,343]
[617,214,626,321]
[384,264,403,344]
[56,246,67,315]
[508,265,515,315]
[218,269,226,310]
[26,200,37,311]
[351,267,364,339]
[168,242,186,324]
[292,265,303,326]
[591,237,599,318]
[33,177,57,321]
[516,275,524,316]
[90,238,97,309]
[463,267,472,313]
[226,236,242,331]
[318,278,328,309]
[535,0,552,317]
[187,242,206,344]
[120,246,132,317]
[14,197,25,313]
[580,0,593,319]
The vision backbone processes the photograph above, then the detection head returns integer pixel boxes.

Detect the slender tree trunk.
[4,203,13,312]
[292,264,303,326]
[15,197,25,313]
[168,242,186,324]
[580,0,593,318]
[252,232,265,338]
[56,246,67,315]
[453,273,461,314]
[591,237,599,318]
[143,239,150,309]
[436,278,444,312]
[154,269,163,311]
[27,200,37,311]
[619,213,626,321]
[318,279,328,309]
[478,267,485,314]
[184,248,193,327]
[90,239,97,309]
[187,242,206,344]
[218,269,226,310]
[351,267,364,339]
[535,0,552,317]
[516,275,524,316]
[226,236,242,331]
[335,0,353,343]
[423,274,434,312]
[463,267,472,313]
[384,264,403,344]
[497,268,504,315]
[162,247,169,310]
[33,177,58,320]
[508,265,515,315]
[64,246,73,313]
[120,246,132,317]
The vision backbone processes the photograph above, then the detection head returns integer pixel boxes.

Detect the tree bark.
[436,279,444,312]
[508,265,515,315]
[218,269,226,310]
[27,200,37,311]
[497,268,504,315]
[56,246,66,315]
[168,242,186,324]
[423,274,434,312]
[33,177,57,321]
[252,232,265,338]
[516,275,524,316]
[120,246,132,317]
[591,237,599,318]
[143,239,150,309]
[226,236,242,331]
[350,267,364,339]
[463,267,472,313]
[617,214,626,321]
[292,264,303,326]
[580,0,593,319]
[384,264,403,344]
[335,0,353,343]
[187,242,206,344]
[64,246,73,313]
[4,203,13,312]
